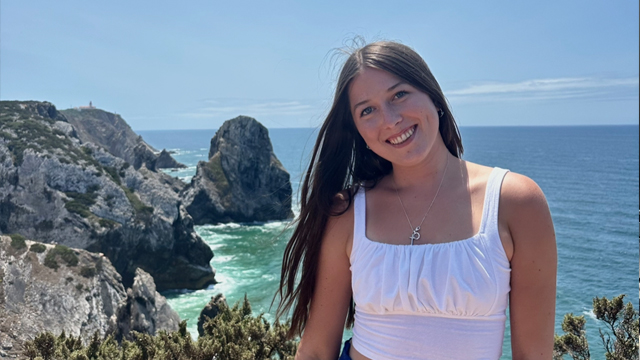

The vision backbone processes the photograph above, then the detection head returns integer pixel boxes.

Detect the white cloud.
[180,100,317,119]
[446,77,638,103]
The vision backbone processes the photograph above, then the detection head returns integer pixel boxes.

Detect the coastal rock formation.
[156,149,186,169]
[181,116,293,224]
[112,268,181,341]
[197,293,227,337]
[60,108,186,170]
[0,236,180,356]
[0,101,216,290]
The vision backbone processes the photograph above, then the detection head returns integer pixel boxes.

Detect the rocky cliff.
[60,108,186,171]
[0,236,180,357]
[181,116,293,224]
[0,101,216,290]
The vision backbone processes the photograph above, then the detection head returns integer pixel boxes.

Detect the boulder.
[156,149,187,169]
[60,108,185,171]
[181,116,293,224]
[112,268,181,341]
[0,101,216,291]
[197,293,227,337]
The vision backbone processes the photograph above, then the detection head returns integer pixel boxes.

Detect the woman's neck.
[389,144,453,191]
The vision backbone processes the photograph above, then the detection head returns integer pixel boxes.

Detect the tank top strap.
[479,167,510,236]
[350,187,366,264]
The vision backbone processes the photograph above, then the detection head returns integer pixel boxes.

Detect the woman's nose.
[381,104,401,128]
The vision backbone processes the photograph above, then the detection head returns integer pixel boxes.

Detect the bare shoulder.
[500,172,549,218]
[499,171,555,252]
[325,190,355,259]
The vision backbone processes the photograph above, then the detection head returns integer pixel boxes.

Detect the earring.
[438,109,444,118]
[366,145,370,149]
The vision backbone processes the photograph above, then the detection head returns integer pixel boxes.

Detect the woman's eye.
[360,107,373,117]
[394,90,408,99]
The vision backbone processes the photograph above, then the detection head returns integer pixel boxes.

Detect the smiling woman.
[275,41,557,360]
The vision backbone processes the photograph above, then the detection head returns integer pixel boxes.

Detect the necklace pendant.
[409,227,421,245]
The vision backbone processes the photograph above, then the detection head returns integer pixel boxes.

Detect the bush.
[554,294,639,360]
[29,243,47,253]
[23,296,298,360]
[44,245,79,270]
[9,233,27,250]
[80,266,96,278]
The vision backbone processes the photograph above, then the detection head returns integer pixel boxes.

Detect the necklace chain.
[393,156,450,245]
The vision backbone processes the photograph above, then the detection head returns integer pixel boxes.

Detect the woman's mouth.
[387,125,417,145]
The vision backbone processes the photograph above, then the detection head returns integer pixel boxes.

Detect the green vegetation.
[123,187,154,224]
[30,243,47,253]
[205,154,230,194]
[0,102,102,169]
[43,245,79,270]
[554,295,638,360]
[103,166,121,186]
[63,190,98,218]
[9,233,27,250]
[75,284,83,292]
[23,296,298,360]
[98,218,119,229]
[80,266,97,278]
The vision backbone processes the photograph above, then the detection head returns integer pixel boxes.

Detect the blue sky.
[2,1,638,130]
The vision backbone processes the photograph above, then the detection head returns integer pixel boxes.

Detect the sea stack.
[181,115,293,224]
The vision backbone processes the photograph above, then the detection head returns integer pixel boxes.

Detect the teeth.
[389,126,415,145]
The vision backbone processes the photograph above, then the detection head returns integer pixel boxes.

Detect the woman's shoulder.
[464,160,546,204]
[324,190,356,258]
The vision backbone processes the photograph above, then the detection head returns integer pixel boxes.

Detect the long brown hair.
[275,41,464,338]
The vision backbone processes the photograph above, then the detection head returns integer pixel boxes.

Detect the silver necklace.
[393,156,449,245]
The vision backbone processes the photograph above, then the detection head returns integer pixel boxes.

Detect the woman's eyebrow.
[352,81,406,113]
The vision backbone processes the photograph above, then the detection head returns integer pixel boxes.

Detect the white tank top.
[349,167,511,360]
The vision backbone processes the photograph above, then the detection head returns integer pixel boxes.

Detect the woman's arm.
[295,202,354,360]
[502,173,557,359]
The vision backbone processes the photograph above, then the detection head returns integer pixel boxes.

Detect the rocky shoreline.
[0,235,180,357]
[0,100,293,356]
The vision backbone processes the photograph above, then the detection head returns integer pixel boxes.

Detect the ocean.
[138,125,639,359]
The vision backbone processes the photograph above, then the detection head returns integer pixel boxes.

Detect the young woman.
[276,41,557,360]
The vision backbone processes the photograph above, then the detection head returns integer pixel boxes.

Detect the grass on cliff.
[44,245,79,270]
[0,102,104,171]
[24,296,298,360]
[123,187,154,225]
[204,153,231,205]
[8,233,27,250]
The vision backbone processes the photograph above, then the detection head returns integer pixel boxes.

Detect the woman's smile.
[386,124,417,146]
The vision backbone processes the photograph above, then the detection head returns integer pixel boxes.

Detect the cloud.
[180,99,317,119]
[446,77,639,103]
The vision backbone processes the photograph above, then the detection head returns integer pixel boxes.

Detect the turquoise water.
[140,125,639,359]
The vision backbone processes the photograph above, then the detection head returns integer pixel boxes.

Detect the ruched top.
[349,168,511,360]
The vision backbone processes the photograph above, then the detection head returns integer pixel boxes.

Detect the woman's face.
[348,67,441,168]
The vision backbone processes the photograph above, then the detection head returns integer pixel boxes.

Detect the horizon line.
[133,123,640,132]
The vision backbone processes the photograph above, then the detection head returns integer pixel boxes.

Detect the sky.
[1,1,638,130]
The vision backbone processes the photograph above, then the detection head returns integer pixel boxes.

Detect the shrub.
[103,166,121,185]
[80,266,96,278]
[44,251,59,270]
[9,233,27,250]
[43,245,79,270]
[554,294,639,360]
[29,243,47,253]
[23,296,298,360]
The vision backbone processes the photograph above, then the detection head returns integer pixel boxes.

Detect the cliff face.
[0,236,180,356]
[0,101,215,291]
[181,116,293,224]
[60,108,186,171]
